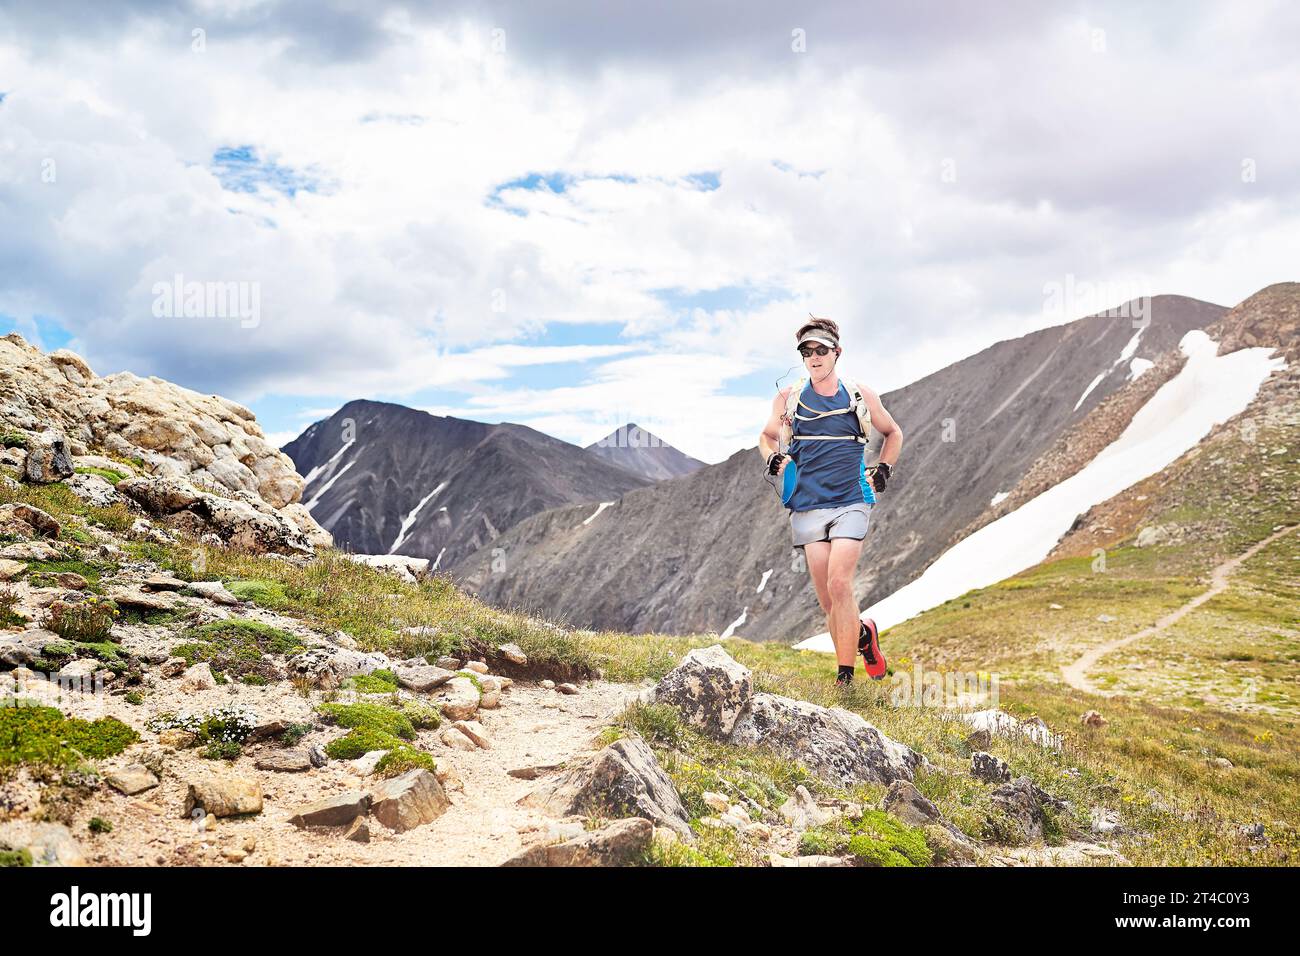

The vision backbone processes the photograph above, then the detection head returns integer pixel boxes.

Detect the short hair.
[795,315,840,345]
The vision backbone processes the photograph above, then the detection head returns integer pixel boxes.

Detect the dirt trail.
[1061,524,1297,694]
[47,679,645,867]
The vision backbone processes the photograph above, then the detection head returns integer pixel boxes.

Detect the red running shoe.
[858,618,887,680]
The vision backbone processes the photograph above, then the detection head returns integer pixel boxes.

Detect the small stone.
[439,727,478,751]
[971,751,1012,784]
[540,679,555,690]
[344,818,370,843]
[346,751,387,776]
[434,760,463,792]
[463,660,489,674]
[254,750,312,772]
[221,847,247,863]
[438,676,480,721]
[1209,756,1234,769]
[55,572,89,590]
[499,643,527,665]
[394,664,454,692]
[1080,710,1107,728]
[1097,614,1117,624]
[308,744,329,768]
[159,657,187,678]
[435,655,461,670]
[139,573,187,592]
[106,764,160,796]
[288,791,371,828]
[965,729,992,751]
[180,662,216,692]
[1048,603,1063,610]
[507,763,564,780]
[557,683,578,695]
[186,580,240,605]
[183,775,263,818]
[0,559,26,581]
[741,822,772,842]
[451,720,492,749]
[158,728,197,749]
[702,791,730,814]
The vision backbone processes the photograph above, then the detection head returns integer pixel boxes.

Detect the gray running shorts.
[790,502,873,548]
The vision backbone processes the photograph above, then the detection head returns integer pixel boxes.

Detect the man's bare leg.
[826,537,865,668]
[804,539,833,620]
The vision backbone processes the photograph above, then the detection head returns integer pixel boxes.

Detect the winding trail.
[1061,524,1297,694]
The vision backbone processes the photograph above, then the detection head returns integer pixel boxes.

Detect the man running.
[758,316,904,685]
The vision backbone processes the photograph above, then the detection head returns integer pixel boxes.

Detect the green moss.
[375,746,436,777]
[203,740,242,761]
[0,848,33,867]
[0,431,28,449]
[87,817,113,834]
[400,699,441,731]
[323,726,403,760]
[344,669,398,694]
[0,705,138,768]
[171,618,304,681]
[75,467,127,484]
[318,701,415,741]
[225,579,290,607]
[800,810,932,867]
[124,690,144,706]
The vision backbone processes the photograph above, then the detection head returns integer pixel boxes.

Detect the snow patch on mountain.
[582,502,616,526]
[756,569,773,593]
[720,607,748,640]
[304,460,355,510]
[990,491,1009,506]
[388,482,448,555]
[303,439,355,487]
[796,331,1285,651]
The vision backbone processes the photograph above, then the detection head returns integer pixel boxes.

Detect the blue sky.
[2,2,1297,462]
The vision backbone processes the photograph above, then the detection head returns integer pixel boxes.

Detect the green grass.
[74,467,127,484]
[170,618,305,682]
[0,704,139,769]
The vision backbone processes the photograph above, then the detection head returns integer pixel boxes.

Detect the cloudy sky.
[2,1,1297,462]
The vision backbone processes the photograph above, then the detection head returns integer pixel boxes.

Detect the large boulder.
[117,475,204,514]
[63,473,121,508]
[182,774,263,818]
[521,737,693,841]
[189,493,314,555]
[730,692,922,789]
[653,644,753,737]
[22,431,74,483]
[501,817,654,867]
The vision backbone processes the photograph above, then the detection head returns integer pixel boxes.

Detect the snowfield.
[795,332,1286,652]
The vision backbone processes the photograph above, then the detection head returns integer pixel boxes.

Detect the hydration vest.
[778,376,872,452]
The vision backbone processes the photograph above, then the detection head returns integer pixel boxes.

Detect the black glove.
[766,452,787,475]
[869,461,892,493]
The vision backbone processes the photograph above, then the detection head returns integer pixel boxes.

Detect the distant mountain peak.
[585,423,705,482]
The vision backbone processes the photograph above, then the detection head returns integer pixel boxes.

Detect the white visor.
[798,332,838,350]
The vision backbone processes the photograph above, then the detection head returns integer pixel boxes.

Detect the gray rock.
[501,817,653,867]
[308,744,329,768]
[731,692,921,789]
[285,647,392,690]
[117,475,203,514]
[64,473,121,508]
[881,780,941,827]
[778,785,836,831]
[394,663,454,692]
[22,431,74,483]
[508,763,565,780]
[369,769,450,833]
[971,751,1012,784]
[653,643,753,738]
[438,676,480,721]
[988,776,1064,845]
[498,642,528,665]
[288,791,372,829]
[521,737,692,841]
[185,580,240,605]
[0,502,61,537]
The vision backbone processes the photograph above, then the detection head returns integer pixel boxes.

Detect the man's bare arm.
[859,382,903,468]
[758,388,791,466]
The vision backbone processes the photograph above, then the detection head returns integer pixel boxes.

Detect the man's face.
[801,343,837,377]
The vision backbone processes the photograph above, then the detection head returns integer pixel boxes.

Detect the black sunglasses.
[799,345,833,357]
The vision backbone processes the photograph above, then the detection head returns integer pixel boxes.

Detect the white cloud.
[0,2,1297,464]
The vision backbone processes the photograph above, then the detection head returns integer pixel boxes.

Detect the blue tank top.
[786,380,873,512]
